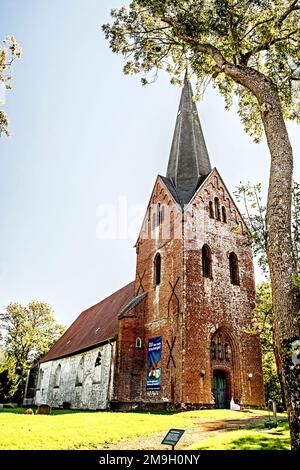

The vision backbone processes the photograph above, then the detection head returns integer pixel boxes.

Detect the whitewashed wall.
[35,342,115,410]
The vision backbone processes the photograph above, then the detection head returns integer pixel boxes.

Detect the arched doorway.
[210,327,240,408]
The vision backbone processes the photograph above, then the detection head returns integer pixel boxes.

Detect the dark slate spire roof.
[166,75,212,206]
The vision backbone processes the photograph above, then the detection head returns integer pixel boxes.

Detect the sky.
[1,0,299,328]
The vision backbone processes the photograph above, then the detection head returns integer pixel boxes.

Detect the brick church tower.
[112,76,265,410]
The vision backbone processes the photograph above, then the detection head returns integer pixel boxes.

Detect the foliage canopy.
[103,0,300,141]
[0,301,65,400]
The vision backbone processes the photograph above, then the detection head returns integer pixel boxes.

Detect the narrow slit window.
[154,252,161,286]
[229,252,240,285]
[157,203,161,226]
[209,201,214,219]
[222,206,227,223]
[215,197,221,220]
[202,244,212,279]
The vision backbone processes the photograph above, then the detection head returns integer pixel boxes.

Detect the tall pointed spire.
[166,75,211,205]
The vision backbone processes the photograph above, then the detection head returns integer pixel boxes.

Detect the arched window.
[229,252,240,285]
[209,201,214,219]
[211,329,235,365]
[157,203,161,225]
[202,244,212,279]
[154,252,161,286]
[54,364,61,388]
[222,206,227,223]
[135,337,142,348]
[76,357,84,386]
[37,369,44,390]
[95,351,102,367]
[215,197,221,220]
[93,351,102,384]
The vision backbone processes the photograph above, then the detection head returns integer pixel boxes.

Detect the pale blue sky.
[1,0,299,327]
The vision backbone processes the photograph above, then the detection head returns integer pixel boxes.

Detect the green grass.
[189,420,290,450]
[0,407,288,450]
[0,409,188,450]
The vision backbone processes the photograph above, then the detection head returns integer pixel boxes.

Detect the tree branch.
[276,0,300,27]
[240,17,274,42]
[160,15,275,103]
[161,16,228,68]
[241,29,299,65]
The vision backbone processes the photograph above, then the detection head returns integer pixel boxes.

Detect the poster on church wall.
[146,336,162,391]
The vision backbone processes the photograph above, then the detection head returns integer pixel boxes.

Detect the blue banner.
[146,336,162,391]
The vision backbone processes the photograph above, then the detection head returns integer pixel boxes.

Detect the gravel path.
[101,414,270,450]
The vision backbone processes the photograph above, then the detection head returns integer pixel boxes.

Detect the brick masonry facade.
[112,169,265,409]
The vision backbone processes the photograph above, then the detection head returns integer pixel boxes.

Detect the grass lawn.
[0,407,288,450]
[189,420,290,450]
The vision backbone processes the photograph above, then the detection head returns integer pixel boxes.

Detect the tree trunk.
[221,64,300,449]
[274,341,287,410]
[262,98,300,449]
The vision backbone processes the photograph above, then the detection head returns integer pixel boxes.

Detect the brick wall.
[113,170,265,409]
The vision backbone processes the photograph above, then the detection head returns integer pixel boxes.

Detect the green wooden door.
[213,371,227,408]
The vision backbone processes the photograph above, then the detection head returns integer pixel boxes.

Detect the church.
[24,76,265,410]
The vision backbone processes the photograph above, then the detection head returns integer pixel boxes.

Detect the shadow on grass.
[223,434,290,450]
[197,421,290,450]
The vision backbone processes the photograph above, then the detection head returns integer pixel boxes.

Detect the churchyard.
[0,407,288,450]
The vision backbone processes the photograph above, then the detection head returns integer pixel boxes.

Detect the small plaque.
[161,428,185,447]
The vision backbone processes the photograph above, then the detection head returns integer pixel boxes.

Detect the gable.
[186,168,248,235]
[135,175,181,247]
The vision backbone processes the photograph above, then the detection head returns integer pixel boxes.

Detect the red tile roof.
[40,281,135,363]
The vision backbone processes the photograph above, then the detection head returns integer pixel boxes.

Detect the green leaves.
[234,182,268,272]
[0,301,65,400]
[102,0,300,141]
[249,282,285,407]
[235,181,300,273]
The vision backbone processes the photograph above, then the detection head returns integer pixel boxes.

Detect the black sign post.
[161,428,185,451]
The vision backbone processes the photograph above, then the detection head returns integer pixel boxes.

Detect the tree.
[0,301,65,402]
[236,181,300,410]
[0,35,22,137]
[251,282,286,409]
[0,350,18,402]
[102,1,300,448]
[235,181,300,273]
